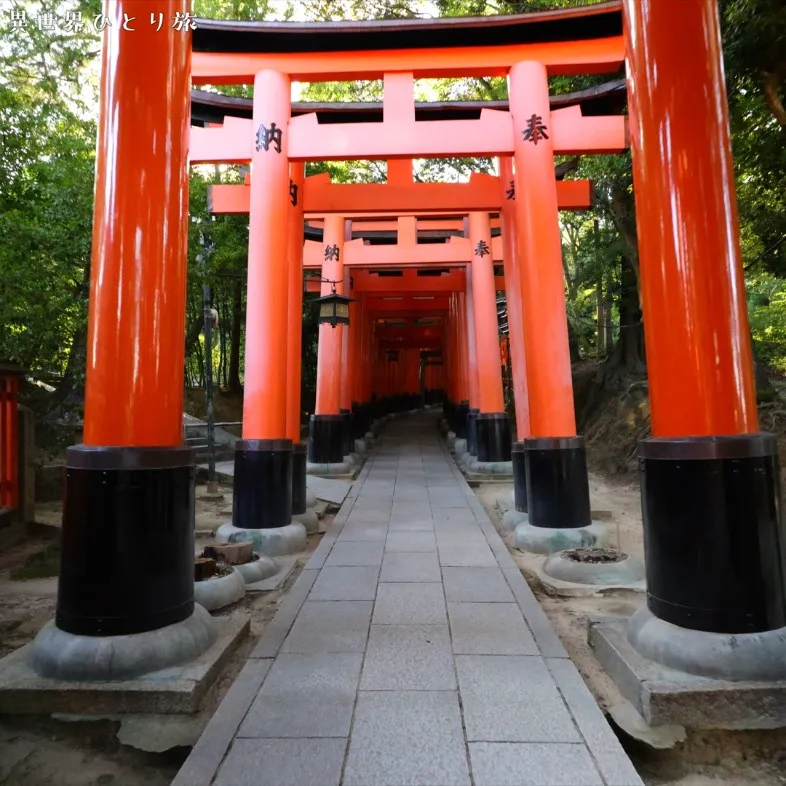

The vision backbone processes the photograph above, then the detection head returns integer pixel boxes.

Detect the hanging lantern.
[315,284,353,328]
[387,350,400,361]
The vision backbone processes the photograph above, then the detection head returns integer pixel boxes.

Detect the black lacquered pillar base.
[525,437,591,529]
[467,408,479,455]
[340,408,353,455]
[352,402,368,438]
[639,434,785,634]
[233,439,293,530]
[512,441,528,513]
[455,400,469,439]
[308,414,345,464]
[292,442,307,515]
[57,445,195,637]
[476,413,512,462]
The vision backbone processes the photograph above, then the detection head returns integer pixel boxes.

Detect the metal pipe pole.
[203,284,216,490]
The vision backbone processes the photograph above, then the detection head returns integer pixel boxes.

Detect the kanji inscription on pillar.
[325,244,340,262]
[255,122,283,153]
[522,113,549,145]
[505,180,515,200]
[289,179,299,206]
[474,240,490,257]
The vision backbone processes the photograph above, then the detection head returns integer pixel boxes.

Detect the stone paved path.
[174,412,643,786]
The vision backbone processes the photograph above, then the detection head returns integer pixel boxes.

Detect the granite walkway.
[173,412,643,786]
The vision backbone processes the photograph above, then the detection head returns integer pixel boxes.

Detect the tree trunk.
[608,254,646,372]
[567,318,581,364]
[227,278,243,393]
[596,276,605,357]
[184,312,203,356]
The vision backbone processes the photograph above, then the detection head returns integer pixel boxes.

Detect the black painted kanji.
[474,240,491,257]
[324,244,340,262]
[522,113,549,146]
[255,122,283,153]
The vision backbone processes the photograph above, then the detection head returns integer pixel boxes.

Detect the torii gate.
[37,0,785,694]
[207,166,595,467]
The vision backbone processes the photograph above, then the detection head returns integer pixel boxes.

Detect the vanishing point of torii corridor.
[1,1,783,785]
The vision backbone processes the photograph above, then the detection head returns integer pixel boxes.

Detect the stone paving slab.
[361,623,456,691]
[280,601,372,654]
[238,652,363,738]
[380,551,442,582]
[344,691,470,786]
[448,602,539,655]
[174,411,642,786]
[372,582,447,624]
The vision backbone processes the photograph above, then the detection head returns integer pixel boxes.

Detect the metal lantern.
[315,285,353,328]
[387,350,400,361]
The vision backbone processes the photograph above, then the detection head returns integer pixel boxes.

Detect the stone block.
[438,543,497,567]
[171,658,273,786]
[469,742,602,786]
[214,737,347,786]
[0,615,249,715]
[238,652,363,738]
[360,624,455,691]
[309,566,380,601]
[502,568,569,659]
[203,541,253,565]
[442,566,513,603]
[546,657,645,786]
[344,691,470,786]
[385,530,437,553]
[324,541,385,567]
[281,601,373,654]
[379,552,442,583]
[336,524,389,542]
[589,617,786,730]
[448,602,538,656]
[372,582,447,625]
[456,655,581,742]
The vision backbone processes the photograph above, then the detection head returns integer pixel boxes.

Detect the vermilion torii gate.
[35,0,786,690]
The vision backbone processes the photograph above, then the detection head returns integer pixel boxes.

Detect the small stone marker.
[203,541,254,565]
[195,557,216,581]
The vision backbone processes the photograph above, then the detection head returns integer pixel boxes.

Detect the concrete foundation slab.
[0,615,250,715]
[589,616,786,729]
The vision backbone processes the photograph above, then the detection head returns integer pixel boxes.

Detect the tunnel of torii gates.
[32,0,785,683]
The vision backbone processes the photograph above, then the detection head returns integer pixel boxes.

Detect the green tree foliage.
[1,0,783,423]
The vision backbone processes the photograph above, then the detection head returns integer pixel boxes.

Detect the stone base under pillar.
[462,458,513,478]
[29,605,217,682]
[0,613,249,715]
[215,522,307,556]
[307,459,351,474]
[589,613,786,729]
[500,508,528,533]
[194,568,246,611]
[514,521,607,555]
[293,509,319,533]
[235,553,279,584]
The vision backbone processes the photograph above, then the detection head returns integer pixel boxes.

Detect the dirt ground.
[0,487,332,786]
[475,476,786,786]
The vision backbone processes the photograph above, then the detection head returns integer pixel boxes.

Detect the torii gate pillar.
[30,0,216,681]
[224,69,307,557]
[508,61,594,546]
[468,212,511,464]
[308,216,351,472]
[619,0,786,680]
